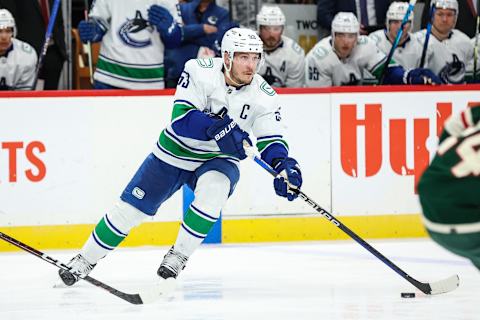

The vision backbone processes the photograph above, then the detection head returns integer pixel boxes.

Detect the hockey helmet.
[434,0,458,13]
[221,27,264,72]
[331,12,359,36]
[386,2,413,32]
[256,5,286,27]
[0,9,16,37]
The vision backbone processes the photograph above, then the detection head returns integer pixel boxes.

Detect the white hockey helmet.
[386,2,413,31]
[331,12,360,36]
[0,9,16,37]
[221,27,264,72]
[256,5,286,27]
[434,0,458,13]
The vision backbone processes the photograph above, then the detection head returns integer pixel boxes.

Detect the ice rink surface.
[0,239,479,320]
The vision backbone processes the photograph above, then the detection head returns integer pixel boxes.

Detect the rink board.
[0,86,479,250]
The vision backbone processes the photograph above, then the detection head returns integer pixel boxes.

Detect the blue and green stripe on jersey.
[96,55,164,83]
[181,204,218,239]
[157,100,239,163]
[92,214,127,250]
[256,135,289,154]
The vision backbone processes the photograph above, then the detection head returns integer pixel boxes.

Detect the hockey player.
[305,12,442,87]
[256,5,305,88]
[418,105,480,271]
[58,28,303,289]
[77,0,183,89]
[0,9,37,90]
[415,0,477,84]
[369,2,427,70]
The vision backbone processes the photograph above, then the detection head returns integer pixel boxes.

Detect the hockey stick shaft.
[474,1,480,82]
[420,3,435,68]
[244,145,456,295]
[379,0,416,84]
[0,231,143,304]
[83,0,94,85]
[31,0,62,90]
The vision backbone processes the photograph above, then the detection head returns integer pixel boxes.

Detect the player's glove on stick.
[406,68,443,85]
[78,20,105,43]
[272,157,302,201]
[206,115,252,160]
[148,5,175,34]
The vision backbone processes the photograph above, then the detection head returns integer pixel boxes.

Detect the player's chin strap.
[241,141,459,295]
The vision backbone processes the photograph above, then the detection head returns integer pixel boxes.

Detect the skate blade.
[138,278,177,303]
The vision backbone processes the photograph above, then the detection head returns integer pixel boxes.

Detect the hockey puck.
[401,292,416,298]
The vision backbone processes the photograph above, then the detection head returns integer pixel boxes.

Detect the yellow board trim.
[0,214,427,252]
[222,214,427,243]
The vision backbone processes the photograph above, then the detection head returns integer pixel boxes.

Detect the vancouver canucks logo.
[118,10,152,48]
[439,54,465,84]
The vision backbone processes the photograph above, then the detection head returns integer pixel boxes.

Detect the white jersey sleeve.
[258,36,305,88]
[304,38,335,87]
[172,58,209,110]
[0,39,38,90]
[357,36,388,77]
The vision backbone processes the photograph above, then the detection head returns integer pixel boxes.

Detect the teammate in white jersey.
[369,2,427,70]
[0,9,37,91]
[415,0,477,84]
[256,5,305,88]
[78,0,182,89]
[305,12,442,87]
[58,28,303,290]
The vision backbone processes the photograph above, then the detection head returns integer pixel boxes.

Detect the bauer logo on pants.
[132,187,145,200]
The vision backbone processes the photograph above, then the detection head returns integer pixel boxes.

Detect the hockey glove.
[206,115,252,160]
[148,5,174,34]
[78,20,105,43]
[406,68,443,85]
[272,157,302,201]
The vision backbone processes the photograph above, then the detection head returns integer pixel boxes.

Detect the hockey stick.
[379,0,416,84]
[474,0,480,82]
[243,144,459,295]
[31,0,62,90]
[0,231,145,304]
[83,0,94,84]
[419,2,435,68]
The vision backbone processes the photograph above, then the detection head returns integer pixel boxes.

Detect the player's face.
[333,32,357,59]
[259,25,283,49]
[229,52,261,85]
[433,8,456,34]
[0,28,13,53]
[388,20,411,41]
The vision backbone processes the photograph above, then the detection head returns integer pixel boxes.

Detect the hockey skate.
[58,254,96,286]
[157,246,188,279]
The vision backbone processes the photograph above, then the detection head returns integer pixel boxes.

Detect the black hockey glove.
[272,157,302,201]
[206,115,252,160]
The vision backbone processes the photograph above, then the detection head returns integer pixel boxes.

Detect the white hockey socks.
[174,171,229,257]
[81,201,147,264]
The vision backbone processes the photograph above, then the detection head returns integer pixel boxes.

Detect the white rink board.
[224,93,331,217]
[1,88,480,227]
[0,95,181,225]
[331,90,480,215]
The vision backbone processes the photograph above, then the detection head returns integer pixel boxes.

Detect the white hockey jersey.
[369,29,424,70]
[414,29,474,84]
[305,36,387,87]
[89,0,181,89]
[0,38,37,90]
[257,35,305,88]
[153,57,288,171]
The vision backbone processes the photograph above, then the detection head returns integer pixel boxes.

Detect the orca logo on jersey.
[118,10,152,48]
[132,187,145,200]
[214,120,237,141]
